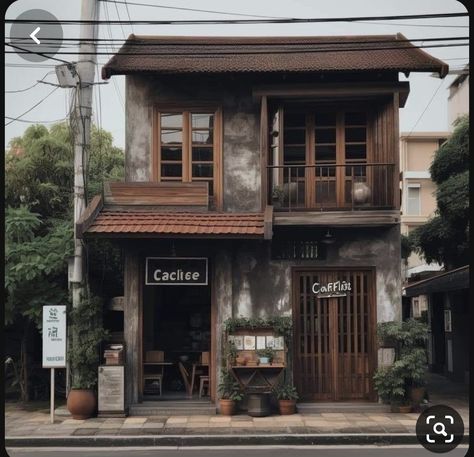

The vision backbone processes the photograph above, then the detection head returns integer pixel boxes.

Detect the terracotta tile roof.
[85,210,266,237]
[102,34,448,79]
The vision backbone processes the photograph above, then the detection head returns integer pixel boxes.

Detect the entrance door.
[293,269,376,401]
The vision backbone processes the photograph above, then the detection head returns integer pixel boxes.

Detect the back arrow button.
[30,27,41,44]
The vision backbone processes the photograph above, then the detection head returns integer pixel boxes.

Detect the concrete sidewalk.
[5,400,469,447]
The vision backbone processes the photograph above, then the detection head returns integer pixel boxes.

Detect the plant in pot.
[67,296,109,420]
[373,365,411,413]
[225,340,239,366]
[271,186,285,208]
[403,347,428,405]
[274,382,299,415]
[217,369,243,416]
[256,347,275,365]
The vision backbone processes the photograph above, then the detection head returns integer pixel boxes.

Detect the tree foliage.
[409,116,469,268]
[5,123,125,327]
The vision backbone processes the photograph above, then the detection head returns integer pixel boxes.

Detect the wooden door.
[293,269,376,401]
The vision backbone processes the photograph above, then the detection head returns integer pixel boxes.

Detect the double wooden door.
[293,269,376,401]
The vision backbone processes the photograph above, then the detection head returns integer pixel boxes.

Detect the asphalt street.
[5,446,470,457]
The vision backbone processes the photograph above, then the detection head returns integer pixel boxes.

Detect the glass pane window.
[192,129,213,144]
[192,113,214,129]
[192,147,213,162]
[406,186,420,215]
[161,113,183,129]
[161,147,182,161]
[161,163,182,178]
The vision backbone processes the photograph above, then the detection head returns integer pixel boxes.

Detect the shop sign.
[145,257,208,286]
[42,305,67,368]
[312,280,351,298]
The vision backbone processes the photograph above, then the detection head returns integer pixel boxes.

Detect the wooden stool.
[199,376,210,398]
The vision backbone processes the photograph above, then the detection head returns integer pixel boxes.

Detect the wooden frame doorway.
[292,267,377,401]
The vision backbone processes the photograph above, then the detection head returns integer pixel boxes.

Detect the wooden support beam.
[76,194,103,239]
[264,205,274,240]
[260,95,269,211]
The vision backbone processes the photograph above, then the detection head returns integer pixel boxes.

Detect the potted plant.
[403,347,428,404]
[274,382,299,415]
[373,365,411,413]
[256,347,275,365]
[271,186,285,208]
[225,340,238,366]
[217,369,243,416]
[67,296,108,420]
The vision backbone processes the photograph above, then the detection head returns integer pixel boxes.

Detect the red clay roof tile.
[86,210,265,237]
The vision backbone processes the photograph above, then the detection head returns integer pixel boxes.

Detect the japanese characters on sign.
[42,305,66,368]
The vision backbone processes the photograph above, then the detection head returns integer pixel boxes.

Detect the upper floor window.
[406,184,421,215]
[153,107,222,209]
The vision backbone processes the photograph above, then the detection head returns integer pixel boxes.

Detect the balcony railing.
[267,163,395,211]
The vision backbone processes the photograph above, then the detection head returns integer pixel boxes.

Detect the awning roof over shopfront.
[77,195,272,239]
[403,265,469,297]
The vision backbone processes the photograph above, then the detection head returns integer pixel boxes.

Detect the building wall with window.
[399,132,449,279]
[447,68,469,130]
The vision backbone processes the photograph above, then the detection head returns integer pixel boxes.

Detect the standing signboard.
[42,305,66,423]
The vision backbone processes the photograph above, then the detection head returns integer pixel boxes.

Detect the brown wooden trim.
[263,205,273,240]
[76,195,103,239]
[336,112,345,208]
[252,82,410,106]
[152,105,223,210]
[210,257,216,403]
[273,210,400,226]
[392,93,401,210]
[104,181,209,206]
[260,95,268,211]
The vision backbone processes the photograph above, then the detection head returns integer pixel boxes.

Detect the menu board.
[98,365,125,414]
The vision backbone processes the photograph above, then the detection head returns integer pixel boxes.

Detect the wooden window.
[278,107,370,208]
[153,107,222,209]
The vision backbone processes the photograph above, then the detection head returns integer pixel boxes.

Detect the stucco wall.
[125,74,261,211]
[214,226,402,326]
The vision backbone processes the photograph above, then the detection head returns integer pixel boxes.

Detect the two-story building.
[78,34,448,412]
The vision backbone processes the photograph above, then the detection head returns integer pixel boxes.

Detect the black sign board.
[145,257,208,286]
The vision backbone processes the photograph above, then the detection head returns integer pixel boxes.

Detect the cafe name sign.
[312,280,352,298]
[145,257,208,286]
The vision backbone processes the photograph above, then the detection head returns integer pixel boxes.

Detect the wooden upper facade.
[93,35,448,230]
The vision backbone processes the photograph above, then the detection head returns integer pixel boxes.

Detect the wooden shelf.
[231,364,285,368]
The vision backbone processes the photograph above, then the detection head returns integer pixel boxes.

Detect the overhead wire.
[5,86,60,126]
[5,70,55,93]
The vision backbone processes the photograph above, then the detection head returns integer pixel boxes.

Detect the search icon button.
[433,422,447,437]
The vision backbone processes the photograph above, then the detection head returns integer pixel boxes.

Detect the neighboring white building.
[448,65,469,130]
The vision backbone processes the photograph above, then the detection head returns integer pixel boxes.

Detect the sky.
[4,0,469,149]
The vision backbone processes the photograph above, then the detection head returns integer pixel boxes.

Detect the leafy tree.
[409,116,469,268]
[5,122,124,400]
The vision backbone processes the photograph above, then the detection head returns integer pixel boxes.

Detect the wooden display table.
[230,364,285,392]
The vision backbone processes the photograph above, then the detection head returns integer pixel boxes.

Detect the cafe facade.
[78,34,448,411]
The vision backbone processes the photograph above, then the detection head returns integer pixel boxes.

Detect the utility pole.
[67,0,100,394]
[71,0,99,303]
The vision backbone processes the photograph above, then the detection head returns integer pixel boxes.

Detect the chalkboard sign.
[145,257,208,286]
[98,365,125,416]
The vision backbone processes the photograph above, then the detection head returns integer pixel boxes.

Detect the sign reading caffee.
[145,257,208,286]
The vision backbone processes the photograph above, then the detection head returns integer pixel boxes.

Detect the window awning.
[77,196,273,239]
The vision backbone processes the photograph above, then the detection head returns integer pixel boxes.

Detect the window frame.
[152,105,223,210]
[406,183,421,216]
[277,104,372,208]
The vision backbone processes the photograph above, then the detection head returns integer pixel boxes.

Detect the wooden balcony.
[267,163,400,226]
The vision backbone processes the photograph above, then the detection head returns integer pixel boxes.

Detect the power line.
[5,41,469,56]
[5,70,55,93]
[112,0,127,39]
[5,86,60,126]
[5,12,468,25]
[406,78,446,137]
[98,0,291,19]
[4,116,67,124]
[122,0,134,34]
[5,35,469,45]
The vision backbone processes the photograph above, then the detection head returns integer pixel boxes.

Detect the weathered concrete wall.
[125,74,261,210]
[226,226,401,323]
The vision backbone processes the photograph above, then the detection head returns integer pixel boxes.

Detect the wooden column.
[260,95,269,211]
[124,249,141,406]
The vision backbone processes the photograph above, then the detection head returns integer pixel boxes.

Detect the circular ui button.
[9,9,63,62]
[416,404,465,453]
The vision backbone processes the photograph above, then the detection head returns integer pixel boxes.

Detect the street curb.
[5,433,469,447]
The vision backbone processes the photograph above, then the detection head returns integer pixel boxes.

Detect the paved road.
[5,446,469,457]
